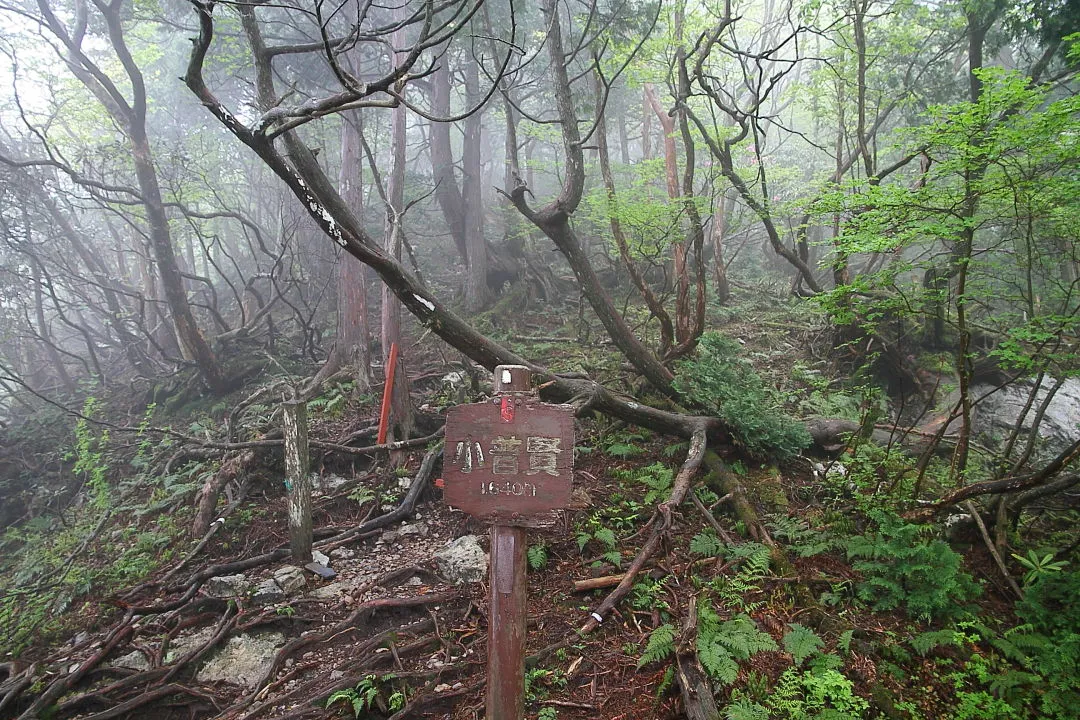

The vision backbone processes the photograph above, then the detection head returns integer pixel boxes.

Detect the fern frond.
[638,624,677,667]
[783,623,825,666]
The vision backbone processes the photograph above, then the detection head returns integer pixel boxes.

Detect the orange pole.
[376,341,399,445]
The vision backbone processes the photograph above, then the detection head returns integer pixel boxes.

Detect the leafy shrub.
[844,510,980,622]
[1015,569,1080,636]
[769,664,869,719]
[673,333,811,460]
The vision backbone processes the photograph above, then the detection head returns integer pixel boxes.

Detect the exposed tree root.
[578,427,708,634]
[5,444,445,719]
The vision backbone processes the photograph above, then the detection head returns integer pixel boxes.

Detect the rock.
[398,522,428,538]
[313,473,349,492]
[108,650,150,671]
[973,377,1080,463]
[382,530,400,543]
[398,476,413,491]
[434,683,452,693]
[310,581,347,600]
[312,550,330,566]
[205,573,248,598]
[329,547,355,560]
[273,566,307,594]
[252,579,285,604]
[196,632,285,689]
[165,627,215,664]
[305,562,336,580]
[433,535,487,585]
[330,670,345,681]
[406,576,423,586]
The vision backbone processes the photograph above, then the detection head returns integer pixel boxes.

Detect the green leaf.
[690,531,724,557]
[527,543,548,571]
[638,624,677,667]
[725,698,769,720]
[783,624,825,667]
[593,527,617,549]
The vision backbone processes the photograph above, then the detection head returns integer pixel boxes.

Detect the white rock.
[433,535,487,585]
[398,522,428,538]
[252,578,285,604]
[205,573,248,598]
[312,550,330,566]
[196,633,285,689]
[273,566,307,594]
[310,581,347,600]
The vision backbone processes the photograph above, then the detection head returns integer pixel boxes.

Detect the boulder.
[108,650,150,671]
[165,626,215,664]
[433,535,487,585]
[205,573,248,598]
[972,378,1080,462]
[196,632,285,688]
[310,581,347,600]
[273,566,306,594]
[252,578,285,604]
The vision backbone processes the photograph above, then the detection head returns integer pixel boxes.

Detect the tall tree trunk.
[381,23,414,444]
[642,87,652,160]
[508,0,675,394]
[711,194,732,305]
[645,83,693,345]
[595,72,674,354]
[35,0,229,393]
[337,108,373,391]
[429,57,469,262]
[31,262,75,392]
[462,48,489,311]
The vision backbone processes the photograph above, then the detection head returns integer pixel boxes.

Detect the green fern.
[845,510,980,622]
[725,698,769,720]
[527,543,548,571]
[696,604,778,685]
[638,623,678,667]
[690,531,724,557]
[783,624,825,667]
[910,628,965,657]
[767,515,835,558]
[727,542,772,578]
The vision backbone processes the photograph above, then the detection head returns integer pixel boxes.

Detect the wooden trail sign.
[442,365,575,720]
[444,398,573,519]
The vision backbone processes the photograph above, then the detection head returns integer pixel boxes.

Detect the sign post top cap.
[493,365,532,393]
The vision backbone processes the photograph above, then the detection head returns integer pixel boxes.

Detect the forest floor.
[1,293,1075,720]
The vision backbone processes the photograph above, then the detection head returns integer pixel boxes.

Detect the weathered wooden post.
[282,397,312,563]
[443,365,574,720]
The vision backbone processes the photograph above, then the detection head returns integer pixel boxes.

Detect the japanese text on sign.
[443,400,574,518]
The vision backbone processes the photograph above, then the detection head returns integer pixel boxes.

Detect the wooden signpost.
[443,365,574,720]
